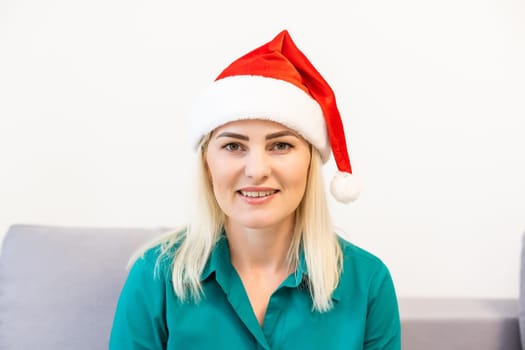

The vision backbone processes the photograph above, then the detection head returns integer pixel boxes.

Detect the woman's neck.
[224,218,295,273]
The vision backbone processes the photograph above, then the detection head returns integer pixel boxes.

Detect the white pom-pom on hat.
[189,29,361,203]
[330,171,361,203]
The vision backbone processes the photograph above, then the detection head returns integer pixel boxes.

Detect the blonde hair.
[145,136,342,312]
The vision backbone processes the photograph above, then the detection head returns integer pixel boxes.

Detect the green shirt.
[110,235,400,349]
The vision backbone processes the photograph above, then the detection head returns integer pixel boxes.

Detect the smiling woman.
[109,30,401,349]
[206,120,311,233]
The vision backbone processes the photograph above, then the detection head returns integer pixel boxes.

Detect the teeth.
[240,190,276,198]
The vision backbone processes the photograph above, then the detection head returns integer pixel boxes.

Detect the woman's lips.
[238,189,278,198]
[237,188,280,204]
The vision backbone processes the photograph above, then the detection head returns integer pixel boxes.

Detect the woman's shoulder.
[337,234,390,275]
[335,234,396,300]
[130,229,185,276]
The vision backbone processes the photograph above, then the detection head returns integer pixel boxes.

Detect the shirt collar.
[280,247,308,288]
[201,233,306,291]
[200,232,341,301]
[200,233,231,283]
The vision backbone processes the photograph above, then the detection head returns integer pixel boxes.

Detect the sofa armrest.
[400,298,520,350]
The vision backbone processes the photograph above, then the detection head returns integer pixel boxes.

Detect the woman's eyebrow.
[265,130,299,140]
[215,132,249,141]
[215,130,299,141]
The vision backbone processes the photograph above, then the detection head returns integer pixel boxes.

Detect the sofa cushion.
[0,224,165,350]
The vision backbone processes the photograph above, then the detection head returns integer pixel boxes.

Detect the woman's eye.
[224,143,243,152]
[271,142,293,151]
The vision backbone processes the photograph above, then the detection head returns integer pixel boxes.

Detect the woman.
[110,30,400,349]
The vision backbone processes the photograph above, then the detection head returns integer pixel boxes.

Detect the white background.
[1,0,524,298]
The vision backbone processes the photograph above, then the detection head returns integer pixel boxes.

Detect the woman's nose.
[244,149,271,181]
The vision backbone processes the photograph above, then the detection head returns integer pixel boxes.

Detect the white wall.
[1,0,524,298]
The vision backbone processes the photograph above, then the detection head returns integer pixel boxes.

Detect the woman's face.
[205,119,311,231]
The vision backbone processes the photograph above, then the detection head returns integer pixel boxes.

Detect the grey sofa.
[0,224,521,349]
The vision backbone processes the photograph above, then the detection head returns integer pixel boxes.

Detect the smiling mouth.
[238,190,279,198]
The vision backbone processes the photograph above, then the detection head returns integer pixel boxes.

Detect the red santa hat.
[189,30,360,203]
